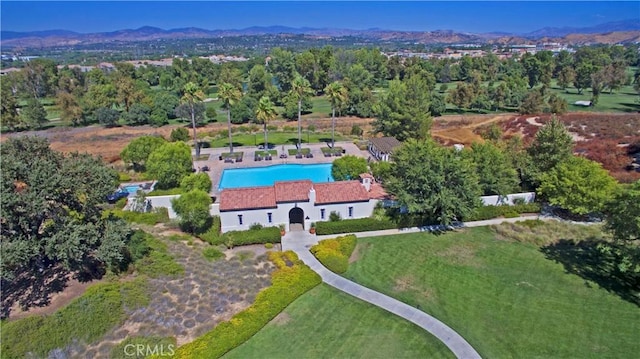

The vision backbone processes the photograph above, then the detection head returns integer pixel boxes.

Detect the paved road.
[282,229,483,359]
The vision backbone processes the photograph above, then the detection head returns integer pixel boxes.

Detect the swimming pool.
[218,164,334,190]
[123,185,142,194]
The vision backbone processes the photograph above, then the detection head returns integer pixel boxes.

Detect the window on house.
[267,212,272,223]
[348,206,354,218]
[238,214,243,225]
[320,208,325,220]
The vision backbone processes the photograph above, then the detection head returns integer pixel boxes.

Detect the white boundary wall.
[480,192,536,206]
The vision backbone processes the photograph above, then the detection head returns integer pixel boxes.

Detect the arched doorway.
[288,207,304,230]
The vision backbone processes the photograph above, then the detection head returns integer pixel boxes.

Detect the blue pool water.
[219,164,334,190]
[123,185,142,194]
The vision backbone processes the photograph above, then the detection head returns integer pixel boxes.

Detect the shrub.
[180,172,212,192]
[170,127,190,142]
[115,197,128,210]
[118,172,131,182]
[135,233,184,278]
[171,190,212,234]
[203,247,224,261]
[222,227,280,247]
[329,211,342,222]
[264,243,274,249]
[147,187,184,196]
[310,235,357,274]
[174,251,321,358]
[314,249,348,273]
[351,124,363,136]
[249,223,264,230]
[315,217,395,235]
[198,216,222,245]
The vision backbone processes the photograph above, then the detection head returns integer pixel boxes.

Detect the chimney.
[308,186,316,204]
[359,174,372,192]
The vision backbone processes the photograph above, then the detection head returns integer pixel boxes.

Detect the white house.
[368,137,402,162]
[218,176,384,232]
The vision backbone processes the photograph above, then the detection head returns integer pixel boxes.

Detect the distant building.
[368,137,402,162]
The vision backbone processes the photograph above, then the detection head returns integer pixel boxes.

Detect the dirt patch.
[348,243,370,264]
[432,127,484,145]
[394,275,417,292]
[9,278,102,321]
[436,244,482,268]
[272,312,291,326]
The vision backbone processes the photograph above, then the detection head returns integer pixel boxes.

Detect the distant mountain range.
[2,19,640,49]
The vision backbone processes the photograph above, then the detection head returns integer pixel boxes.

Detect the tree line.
[2,44,639,137]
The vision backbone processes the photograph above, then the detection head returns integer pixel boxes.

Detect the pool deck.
[194,141,370,200]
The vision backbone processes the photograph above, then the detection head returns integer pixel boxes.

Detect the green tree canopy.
[255,96,278,149]
[373,74,432,141]
[331,155,368,181]
[146,142,193,189]
[467,142,520,196]
[538,155,618,215]
[218,82,242,154]
[181,82,205,157]
[387,139,482,225]
[171,190,212,234]
[604,181,640,242]
[528,117,573,179]
[180,173,212,193]
[120,135,167,171]
[0,137,130,317]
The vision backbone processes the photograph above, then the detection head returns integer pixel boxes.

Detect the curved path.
[282,229,483,359]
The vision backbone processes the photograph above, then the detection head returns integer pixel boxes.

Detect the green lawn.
[549,81,640,113]
[223,284,454,359]
[210,131,346,148]
[344,224,640,359]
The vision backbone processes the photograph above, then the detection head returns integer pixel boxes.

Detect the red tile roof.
[314,181,370,204]
[274,180,312,202]
[368,182,390,200]
[219,186,276,211]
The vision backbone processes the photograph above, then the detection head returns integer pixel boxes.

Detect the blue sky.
[2,1,639,34]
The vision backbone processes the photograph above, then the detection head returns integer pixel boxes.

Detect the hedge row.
[199,222,280,248]
[173,251,321,358]
[465,203,541,222]
[315,218,395,235]
[310,235,357,274]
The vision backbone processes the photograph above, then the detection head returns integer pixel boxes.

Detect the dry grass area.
[502,112,640,182]
[432,114,511,145]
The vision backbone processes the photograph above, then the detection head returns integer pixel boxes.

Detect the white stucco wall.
[145,195,180,219]
[480,192,536,206]
[219,200,377,233]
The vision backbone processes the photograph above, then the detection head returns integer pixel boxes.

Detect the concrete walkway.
[282,229,484,359]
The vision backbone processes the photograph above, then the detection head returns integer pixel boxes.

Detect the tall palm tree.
[324,81,348,149]
[181,82,205,158]
[255,96,278,152]
[290,75,313,151]
[218,83,242,154]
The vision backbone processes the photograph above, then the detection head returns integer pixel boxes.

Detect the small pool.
[219,164,334,190]
[123,185,142,194]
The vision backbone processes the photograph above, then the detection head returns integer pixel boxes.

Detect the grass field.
[209,131,346,148]
[344,224,640,359]
[223,284,454,359]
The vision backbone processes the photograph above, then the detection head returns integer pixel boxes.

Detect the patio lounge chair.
[224,158,234,163]
[296,153,303,159]
[306,153,314,158]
